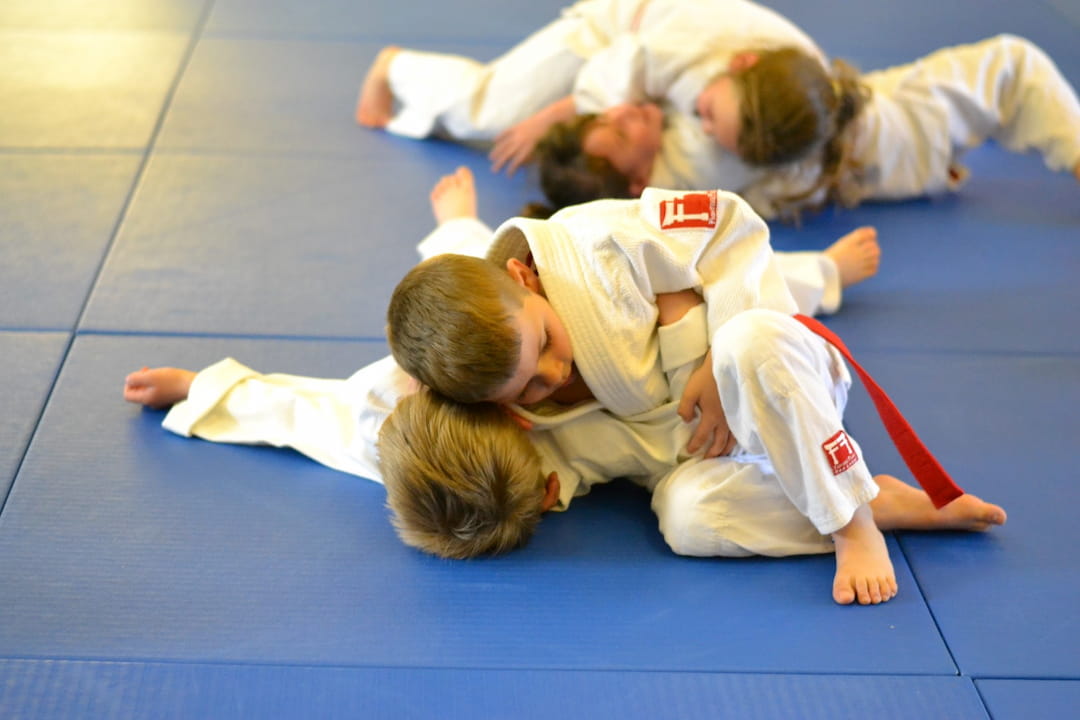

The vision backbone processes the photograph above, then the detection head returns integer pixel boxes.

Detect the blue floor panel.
[204,0,572,43]
[0,660,990,720]
[772,147,1080,355]
[977,679,1080,720]
[80,151,531,337]
[154,37,388,155]
[0,332,68,504]
[766,0,1080,78]
[0,154,142,330]
[0,30,190,150]
[840,352,1078,679]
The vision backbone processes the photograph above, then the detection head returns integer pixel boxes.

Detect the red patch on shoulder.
[821,430,859,475]
[658,191,718,230]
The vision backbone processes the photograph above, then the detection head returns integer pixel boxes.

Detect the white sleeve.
[774,251,841,316]
[163,356,413,482]
[855,35,1080,200]
[572,35,652,111]
[415,217,495,261]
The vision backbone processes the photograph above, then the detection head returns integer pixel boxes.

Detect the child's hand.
[678,350,735,458]
[490,96,576,175]
[124,367,196,409]
[490,115,548,175]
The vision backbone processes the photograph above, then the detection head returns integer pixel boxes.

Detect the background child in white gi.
[357,0,829,208]
[532,34,1080,219]
[356,0,1080,219]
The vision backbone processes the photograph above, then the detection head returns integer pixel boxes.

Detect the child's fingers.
[677,393,697,423]
[704,427,732,458]
[123,385,149,404]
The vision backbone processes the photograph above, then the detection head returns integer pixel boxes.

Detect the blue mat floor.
[1,0,1077,717]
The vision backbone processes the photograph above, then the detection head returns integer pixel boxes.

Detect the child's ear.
[540,472,561,512]
[506,258,541,293]
[729,51,760,74]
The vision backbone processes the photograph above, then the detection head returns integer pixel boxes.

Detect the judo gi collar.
[487,215,668,417]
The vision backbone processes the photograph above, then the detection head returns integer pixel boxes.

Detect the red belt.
[794,314,965,508]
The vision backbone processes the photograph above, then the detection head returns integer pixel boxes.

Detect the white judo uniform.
[740,34,1080,217]
[382,0,820,194]
[160,203,876,556]
[482,187,878,539]
[380,0,1079,217]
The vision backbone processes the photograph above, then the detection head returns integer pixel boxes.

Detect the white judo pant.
[651,310,879,558]
[384,0,640,139]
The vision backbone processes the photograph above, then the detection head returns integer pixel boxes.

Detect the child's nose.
[539,358,565,386]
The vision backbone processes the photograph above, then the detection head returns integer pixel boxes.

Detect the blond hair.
[734,47,870,219]
[387,254,526,403]
[378,388,547,559]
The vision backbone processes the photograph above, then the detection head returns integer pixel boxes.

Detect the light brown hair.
[733,48,870,218]
[386,254,526,403]
[378,388,547,559]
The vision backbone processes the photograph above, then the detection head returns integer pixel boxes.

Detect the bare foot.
[870,474,1007,532]
[356,46,399,128]
[824,226,880,288]
[124,367,195,410]
[430,166,478,225]
[831,504,897,605]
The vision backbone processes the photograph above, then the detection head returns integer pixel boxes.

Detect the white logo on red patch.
[659,191,718,230]
[822,430,859,475]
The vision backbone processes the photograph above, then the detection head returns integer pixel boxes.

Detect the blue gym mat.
[0,333,67,502]
[0,156,141,330]
[977,679,1080,720]
[1,0,1077,717]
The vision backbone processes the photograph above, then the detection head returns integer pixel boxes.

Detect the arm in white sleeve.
[774,251,841,316]
[163,356,414,482]
[416,217,495,261]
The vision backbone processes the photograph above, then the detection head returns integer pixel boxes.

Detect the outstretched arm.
[490,96,577,175]
[124,367,196,410]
